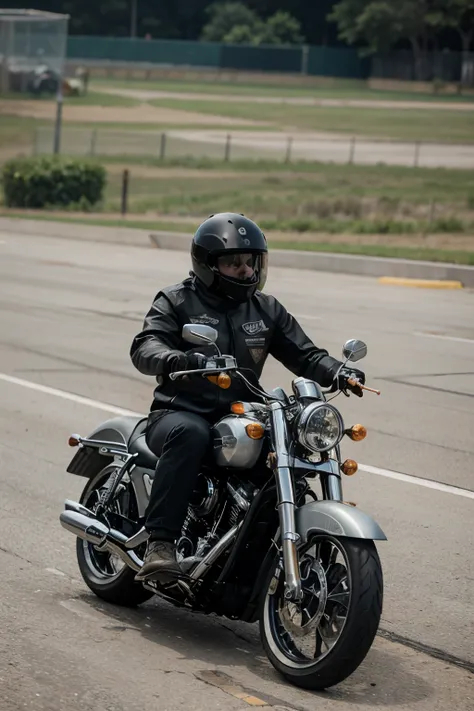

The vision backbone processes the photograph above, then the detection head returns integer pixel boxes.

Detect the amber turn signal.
[245,423,265,440]
[347,424,367,442]
[231,402,246,415]
[341,459,358,476]
[68,435,80,447]
[207,373,231,389]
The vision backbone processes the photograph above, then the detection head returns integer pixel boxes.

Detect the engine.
[176,473,255,561]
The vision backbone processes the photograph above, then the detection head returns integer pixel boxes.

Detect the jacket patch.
[190,313,219,326]
[242,319,269,336]
[249,348,265,364]
[245,337,266,347]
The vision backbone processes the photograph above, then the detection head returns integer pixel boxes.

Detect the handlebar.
[169,367,235,382]
[347,377,381,396]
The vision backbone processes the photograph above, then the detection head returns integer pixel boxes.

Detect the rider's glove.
[185,352,209,370]
[332,366,366,397]
[162,351,209,375]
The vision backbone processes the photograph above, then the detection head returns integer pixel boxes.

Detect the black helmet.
[191,213,268,302]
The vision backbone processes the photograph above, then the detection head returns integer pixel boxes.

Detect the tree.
[258,10,303,44]
[329,0,455,78]
[223,24,262,44]
[442,0,474,55]
[329,1,402,54]
[201,2,261,42]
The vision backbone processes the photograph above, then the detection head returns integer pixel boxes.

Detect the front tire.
[76,467,153,607]
[260,536,383,690]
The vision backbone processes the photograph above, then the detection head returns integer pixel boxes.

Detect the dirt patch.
[101,87,474,112]
[0,100,263,127]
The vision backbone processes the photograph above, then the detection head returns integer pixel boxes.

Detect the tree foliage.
[330,0,474,55]
[201,3,303,45]
[2,0,470,53]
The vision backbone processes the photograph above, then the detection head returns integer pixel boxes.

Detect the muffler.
[60,502,143,572]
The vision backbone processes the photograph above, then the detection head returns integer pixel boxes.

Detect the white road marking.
[1,370,473,500]
[414,331,474,345]
[359,463,474,500]
[294,314,322,321]
[0,372,141,417]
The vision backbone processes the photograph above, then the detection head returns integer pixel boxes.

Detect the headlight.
[296,403,344,453]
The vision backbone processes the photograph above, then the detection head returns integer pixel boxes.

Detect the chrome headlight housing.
[296,402,344,453]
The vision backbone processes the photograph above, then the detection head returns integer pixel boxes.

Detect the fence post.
[348,136,356,164]
[90,129,97,156]
[224,133,231,162]
[33,127,39,155]
[160,132,167,160]
[121,169,129,216]
[53,90,63,155]
[301,45,309,75]
[414,140,421,167]
[285,136,293,164]
[428,199,435,228]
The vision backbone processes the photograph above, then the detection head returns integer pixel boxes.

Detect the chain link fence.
[0,9,69,94]
[33,126,474,169]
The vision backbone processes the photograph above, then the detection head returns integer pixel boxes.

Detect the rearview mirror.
[182,323,218,345]
[342,339,367,363]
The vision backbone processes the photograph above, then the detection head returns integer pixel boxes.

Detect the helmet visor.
[216,252,258,280]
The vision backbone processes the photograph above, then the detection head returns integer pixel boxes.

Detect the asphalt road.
[0,228,472,711]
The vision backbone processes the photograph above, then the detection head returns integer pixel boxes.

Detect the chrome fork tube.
[269,402,303,601]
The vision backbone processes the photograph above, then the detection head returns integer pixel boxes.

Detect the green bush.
[1,156,106,209]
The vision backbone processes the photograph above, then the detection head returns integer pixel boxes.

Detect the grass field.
[2,77,474,260]
[149,98,474,143]
[93,77,474,103]
[101,162,474,222]
[1,91,140,107]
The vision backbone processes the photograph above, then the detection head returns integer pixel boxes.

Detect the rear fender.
[66,416,145,478]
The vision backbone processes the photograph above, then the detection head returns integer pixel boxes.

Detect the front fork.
[269,402,303,602]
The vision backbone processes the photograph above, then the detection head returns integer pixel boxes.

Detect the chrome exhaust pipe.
[64,499,94,517]
[60,508,143,572]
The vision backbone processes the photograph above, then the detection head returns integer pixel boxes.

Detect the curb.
[1,217,473,288]
[149,232,474,288]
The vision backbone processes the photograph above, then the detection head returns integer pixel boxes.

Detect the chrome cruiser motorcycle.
[60,324,385,690]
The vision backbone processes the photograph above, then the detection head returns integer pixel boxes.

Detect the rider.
[130,213,365,582]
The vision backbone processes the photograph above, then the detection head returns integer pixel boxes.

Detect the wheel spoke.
[326,590,350,608]
[314,629,323,659]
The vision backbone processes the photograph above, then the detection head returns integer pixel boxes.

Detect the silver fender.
[296,500,387,544]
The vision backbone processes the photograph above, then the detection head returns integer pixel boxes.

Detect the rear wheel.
[260,535,383,690]
[76,466,153,607]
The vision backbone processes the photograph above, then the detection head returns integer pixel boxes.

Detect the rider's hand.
[185,352,209,370]
[162,351,209,375]
[162,350,188,375]
[332,367,366,397]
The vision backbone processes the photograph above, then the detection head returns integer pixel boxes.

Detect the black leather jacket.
[130,277,342,419]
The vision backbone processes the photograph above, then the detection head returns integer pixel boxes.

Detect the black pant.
[144,410,211,542]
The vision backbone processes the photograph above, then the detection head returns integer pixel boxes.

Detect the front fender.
[296,500,387,544]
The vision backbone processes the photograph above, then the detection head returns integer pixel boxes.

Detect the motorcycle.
[60,324,385,690]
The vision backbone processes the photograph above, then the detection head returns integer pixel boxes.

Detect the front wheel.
[260,535,383,690]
